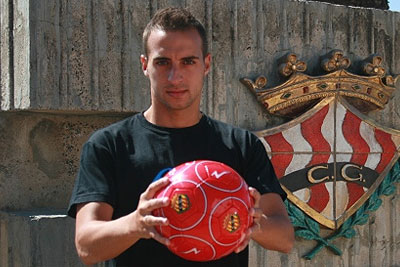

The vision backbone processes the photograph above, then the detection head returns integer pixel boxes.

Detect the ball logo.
[171,193,191,214]
[223,212,240,233]
[152,160,253,262]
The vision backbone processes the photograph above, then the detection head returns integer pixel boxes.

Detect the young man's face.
[141,28,211,113]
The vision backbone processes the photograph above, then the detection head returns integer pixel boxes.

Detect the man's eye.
[183,59,195,65]
[156,60,169,66]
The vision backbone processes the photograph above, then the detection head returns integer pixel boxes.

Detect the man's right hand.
[130,177,171,245]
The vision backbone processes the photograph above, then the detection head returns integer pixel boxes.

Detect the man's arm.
[250,192,294,253]
[74,177,171,265]
[235,190,294,254]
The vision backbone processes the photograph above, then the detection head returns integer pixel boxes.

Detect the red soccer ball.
[152,160,254,262]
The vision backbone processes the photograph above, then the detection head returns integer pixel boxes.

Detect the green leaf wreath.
[285,160,400,260]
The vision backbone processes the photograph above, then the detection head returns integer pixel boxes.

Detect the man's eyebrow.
[182,56,199,60]
[153,56,199,61]
[153,57,170,61]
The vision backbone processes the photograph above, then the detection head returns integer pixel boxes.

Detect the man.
[68,7,294,267]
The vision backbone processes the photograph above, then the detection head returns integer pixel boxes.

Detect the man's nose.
[167,64,183,84]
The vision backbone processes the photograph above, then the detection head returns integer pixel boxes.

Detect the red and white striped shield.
[257,97,400,229]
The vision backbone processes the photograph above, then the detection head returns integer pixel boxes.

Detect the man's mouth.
[166,88,188,97]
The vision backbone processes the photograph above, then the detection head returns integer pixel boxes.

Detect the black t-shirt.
[68,113,286,267]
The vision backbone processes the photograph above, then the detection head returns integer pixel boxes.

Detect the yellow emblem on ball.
[171,193,190,213]
[223,212,240,233]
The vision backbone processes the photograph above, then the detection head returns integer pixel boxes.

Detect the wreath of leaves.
[285,160,400,260]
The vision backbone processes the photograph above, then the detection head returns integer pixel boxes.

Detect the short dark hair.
[142,7,208,57]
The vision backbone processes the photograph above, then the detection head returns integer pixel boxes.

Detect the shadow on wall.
[309,0,389,10]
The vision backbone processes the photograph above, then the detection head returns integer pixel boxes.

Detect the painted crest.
[241,50,400,258]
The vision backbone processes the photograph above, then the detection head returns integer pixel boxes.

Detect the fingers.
[235,239,250,253]
[234,229,251,253]
[141,214,170,246]
[138,178,171,213]
[249,221,262,236]
[248,187,261,208]
[135,213,169,243]
[144,177,170,199]
[131,178,173,244]
[234,217,263,253]
[150,229,171,246]
[249,207,263,220]
[142,214,169,226]
[139,197,170,213]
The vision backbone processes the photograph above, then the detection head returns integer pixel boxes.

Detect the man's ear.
[140,55,148,76]
[203,53,211,76]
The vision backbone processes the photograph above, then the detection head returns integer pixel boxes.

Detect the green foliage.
[285,160,400,259]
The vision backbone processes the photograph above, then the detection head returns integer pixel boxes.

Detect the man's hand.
[235,187,294,254]
[234,187,262,253]
[130,177,171,246]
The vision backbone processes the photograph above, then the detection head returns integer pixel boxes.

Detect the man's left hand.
[234,187,262,253]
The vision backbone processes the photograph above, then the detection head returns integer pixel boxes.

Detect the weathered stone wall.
[0,111,131,211]
[0,0,399,266]
[2,0,400,128]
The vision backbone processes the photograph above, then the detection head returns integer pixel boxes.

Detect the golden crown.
[240,50,399,117]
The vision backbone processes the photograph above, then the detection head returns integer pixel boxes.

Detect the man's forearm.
[249,193,294,253]
[75,179,171,265]
[75,211,140,265]
[251,213,294,253]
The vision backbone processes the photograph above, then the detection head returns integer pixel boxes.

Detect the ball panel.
[195,161,244,192]
[209,197,252,246]
[157,180,207,232]
[168,235,216,262]
[167,161,200,183]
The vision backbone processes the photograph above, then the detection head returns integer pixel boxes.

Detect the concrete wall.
[2,0,399,128]
[0,0,399,266]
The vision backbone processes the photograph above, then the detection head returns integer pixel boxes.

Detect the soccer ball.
[152,160,254,261]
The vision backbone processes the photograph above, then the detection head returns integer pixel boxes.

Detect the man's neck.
[143,106,202,128]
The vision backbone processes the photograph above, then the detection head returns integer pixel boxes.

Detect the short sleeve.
[243,136,287,201]
[67,140,116,218]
